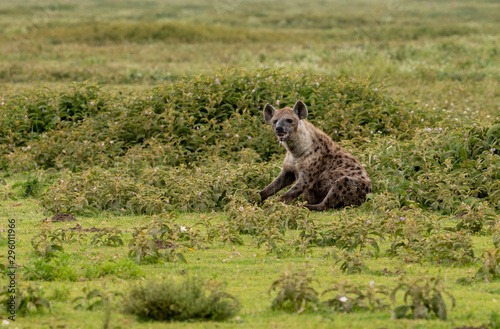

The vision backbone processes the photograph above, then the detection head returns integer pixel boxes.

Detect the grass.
[0,0,499,327]
[1,199,499,328]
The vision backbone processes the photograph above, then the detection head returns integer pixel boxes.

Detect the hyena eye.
[286,119,293,123]
[272,120,278,124]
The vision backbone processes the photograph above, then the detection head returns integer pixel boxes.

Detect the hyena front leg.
[259,170,295,202]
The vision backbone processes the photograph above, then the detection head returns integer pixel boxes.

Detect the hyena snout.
[275,123,292,141]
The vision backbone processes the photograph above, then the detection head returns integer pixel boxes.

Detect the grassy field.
[1,0,500,328]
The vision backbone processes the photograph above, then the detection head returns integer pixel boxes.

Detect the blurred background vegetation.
[0,0,499,118]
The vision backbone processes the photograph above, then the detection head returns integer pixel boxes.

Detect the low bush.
[474,248,500,282]
[391,275,455,320]
[0,284,50,317]
[40,159,280,215]
[122,278,240,321]
[269,268,319,313]
[1,68,424,172]
[322,280,390,313]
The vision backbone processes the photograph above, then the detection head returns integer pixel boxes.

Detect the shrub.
[315,216,383,252]
[391,275,455,320]
[90,226,124,247]
[322,280,390,313]
[225,196,308,236]
[454,201,497,234]
[127,221,190,264]
[122,278,240,321]
[30,224,65,258]
[72,288,106,311]
[384,213,475,265]
[334,250,368,274]
[475,248,500,282]
[0,284,50,316]
[423,231,475,265]
[364,126,500,212]
[269,269,319,313]
[1,69,423,172]
[40,159,280,215]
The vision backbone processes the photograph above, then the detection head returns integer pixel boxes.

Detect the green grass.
[0,0,500,327]
[1,199,499,328]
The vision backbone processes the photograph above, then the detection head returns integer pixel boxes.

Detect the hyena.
[259,100,372,210]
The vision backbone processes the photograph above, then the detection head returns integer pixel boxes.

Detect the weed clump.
[122,278,240,322]
[454,201,497,234]
[391,275,455,320]
[474,248,500,282]
[269,269,319,313]
[322,280,389,313]
[0,284,50,316]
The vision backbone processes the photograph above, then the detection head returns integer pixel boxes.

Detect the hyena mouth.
[276,132,291,141]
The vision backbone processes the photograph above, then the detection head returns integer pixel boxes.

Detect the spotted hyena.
[259,100,372,210]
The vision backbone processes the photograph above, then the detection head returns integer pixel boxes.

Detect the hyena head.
[263,100,308,142]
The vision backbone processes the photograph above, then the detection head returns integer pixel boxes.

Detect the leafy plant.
[122,278,240,321]
[127,225,186,264]
[474,248,500,282]
[322,280,390,313]
[90,226,124,247]
[97,258,142,279]
[72,288,107,311]
[0,284,50,316]
[30,224,65,258]
[334,250,368,274]
[424,231,475,265]
[128,227,164,264]
[269,269,319,313]
[207,221,244,245]
[317,216,382,252]
[23,258,57,281]
[23,252,79,281]
[390,275,455,320]
[385,214,475,265]
[455,201,497,234]
[225,197,308,236]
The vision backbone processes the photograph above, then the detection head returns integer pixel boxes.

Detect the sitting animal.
[259,100,372,210]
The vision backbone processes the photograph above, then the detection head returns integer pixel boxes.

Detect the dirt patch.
[44,212,76,222]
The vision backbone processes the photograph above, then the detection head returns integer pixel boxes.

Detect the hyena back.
[259,100,372,210]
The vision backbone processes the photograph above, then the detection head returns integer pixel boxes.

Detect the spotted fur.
[259,100,372,210]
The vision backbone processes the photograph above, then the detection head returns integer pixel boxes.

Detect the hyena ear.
[263,103,276,124]
[293,100,308,120]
